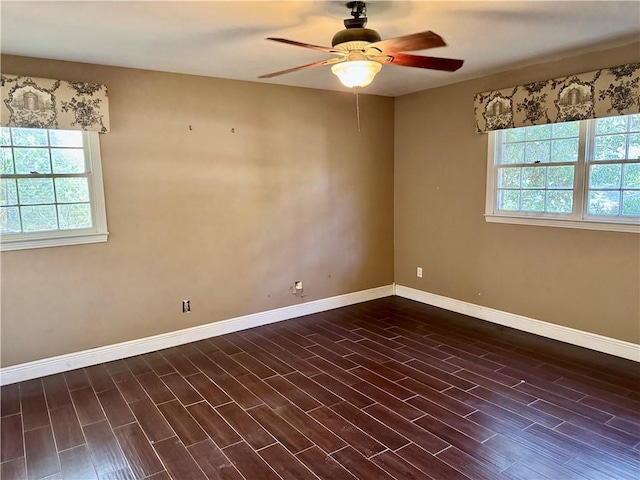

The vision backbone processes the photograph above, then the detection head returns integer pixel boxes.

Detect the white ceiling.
[1,1,639,97]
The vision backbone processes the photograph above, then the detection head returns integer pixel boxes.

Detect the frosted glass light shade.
[331,60,382,88]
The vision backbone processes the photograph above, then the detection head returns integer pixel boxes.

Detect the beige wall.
[0,55,395,366]
[395,42,640,344]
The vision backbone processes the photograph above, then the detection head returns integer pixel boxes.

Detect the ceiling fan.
[259,1,464,89]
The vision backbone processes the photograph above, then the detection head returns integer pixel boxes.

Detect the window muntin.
[487,114,640,232]
[0,127,108,250]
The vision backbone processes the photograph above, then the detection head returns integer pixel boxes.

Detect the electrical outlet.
[182,300,191,313]
[291,281,304,297]
[417,267,423,278]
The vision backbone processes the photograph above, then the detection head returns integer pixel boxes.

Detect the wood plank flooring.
[1,297,639,479]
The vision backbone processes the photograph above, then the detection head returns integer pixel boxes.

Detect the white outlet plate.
[417,267,423,278]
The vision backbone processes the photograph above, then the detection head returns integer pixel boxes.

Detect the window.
[486,114,640,233]
[0,127,108,250]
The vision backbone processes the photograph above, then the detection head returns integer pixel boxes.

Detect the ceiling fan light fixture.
[331,60,381,88]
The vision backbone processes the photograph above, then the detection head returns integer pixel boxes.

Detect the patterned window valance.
[474,63,640,133]
[0,74,110,133]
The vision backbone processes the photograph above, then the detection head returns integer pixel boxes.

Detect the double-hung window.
[0,127,108,250]
[486,113,640,232]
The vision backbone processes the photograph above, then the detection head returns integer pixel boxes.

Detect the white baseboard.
[5,282,635,385]
[0,285,394,385]
[395,285,640,362]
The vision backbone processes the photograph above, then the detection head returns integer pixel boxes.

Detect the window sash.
[584,119,640,221]
[2,173,95,231]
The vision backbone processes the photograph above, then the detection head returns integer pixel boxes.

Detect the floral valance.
[474,63,640,133]
[0,74,110,133]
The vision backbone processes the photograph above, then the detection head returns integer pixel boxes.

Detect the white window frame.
[485,118,640,234]
[1,130,109,251]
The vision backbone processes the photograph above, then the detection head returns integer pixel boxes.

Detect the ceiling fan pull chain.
[354,86,361,132]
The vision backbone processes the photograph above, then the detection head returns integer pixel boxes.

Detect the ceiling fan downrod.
[333,1,380,47]
[344,1,368,29]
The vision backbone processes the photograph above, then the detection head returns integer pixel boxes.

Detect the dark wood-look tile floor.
[1,297,639,480]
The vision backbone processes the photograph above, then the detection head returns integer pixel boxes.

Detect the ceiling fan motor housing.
[331,28,381,49]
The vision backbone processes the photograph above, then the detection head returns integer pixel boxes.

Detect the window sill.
[485,214,640,233]
[1,231,109,251]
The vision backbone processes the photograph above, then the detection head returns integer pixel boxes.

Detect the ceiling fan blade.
[368,31,446,53]
[265,37,340,54]
[389,53,464,72]
[259,58,344,79]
